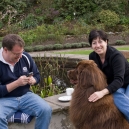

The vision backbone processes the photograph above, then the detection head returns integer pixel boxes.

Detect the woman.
[88,29,129,122]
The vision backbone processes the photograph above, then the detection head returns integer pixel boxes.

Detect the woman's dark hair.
[88,30,108,46]
[2,34,25,50]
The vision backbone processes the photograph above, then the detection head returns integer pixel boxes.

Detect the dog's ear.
[67,69,77,81]
[78,68,93,89]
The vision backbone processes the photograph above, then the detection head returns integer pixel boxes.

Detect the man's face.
[4,45,24,64]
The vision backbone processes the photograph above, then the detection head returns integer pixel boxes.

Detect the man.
[0,34,52,129]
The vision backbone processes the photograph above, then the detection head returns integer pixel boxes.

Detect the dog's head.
[68,60,107,91]
[67,69,78,85]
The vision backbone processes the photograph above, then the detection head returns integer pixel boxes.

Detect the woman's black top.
[89,45,129,93]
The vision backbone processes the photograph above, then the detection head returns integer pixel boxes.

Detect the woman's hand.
[88,88,109,102]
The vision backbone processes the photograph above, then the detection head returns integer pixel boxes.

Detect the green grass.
[55,46,129,55]
[117,47,129,51]
[56,50,93,55]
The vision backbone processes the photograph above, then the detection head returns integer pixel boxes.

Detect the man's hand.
[17,75,30,86]
[6,75,30,92]
[28,76,36,85]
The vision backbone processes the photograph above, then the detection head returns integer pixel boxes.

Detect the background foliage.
[0,0,129,47]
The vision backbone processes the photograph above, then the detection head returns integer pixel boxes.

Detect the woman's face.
[91,37,107,56]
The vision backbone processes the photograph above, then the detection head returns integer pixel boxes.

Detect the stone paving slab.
[45,101,62,113]
[44,93,70,111]
[29,51,89,60]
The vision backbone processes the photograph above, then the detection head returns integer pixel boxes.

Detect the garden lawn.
[55,46,129,55]
[56,50,93,55]
[117,47,129,51]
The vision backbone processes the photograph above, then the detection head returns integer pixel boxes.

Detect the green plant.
[54,0,98,19]
[71,43,82,48]
[120,16,129,25]
[30,75,61,98]
[53,44,63,50]
[19,30,37,46]
[33,45,45,51]
[30,85,39,94]
[30,83,62,98]
[32,54,69,98]
[34,54,68,86]
[115,40,126,45]
[98,10,120,27]
[0,21,3,29]
[64,43,72,49]
[7,23,21,33]
[35,8,42,15]
[44,45,54,50]
[20,14,38,29]
[24,46,33,52]
[80,42,90,47]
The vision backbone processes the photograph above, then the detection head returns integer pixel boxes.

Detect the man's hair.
[2,34,25,50]
[88,29,108,46]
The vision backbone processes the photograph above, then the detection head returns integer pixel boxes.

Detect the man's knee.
[40,104,52,115]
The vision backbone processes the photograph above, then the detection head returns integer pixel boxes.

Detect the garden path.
[29,45,129,60]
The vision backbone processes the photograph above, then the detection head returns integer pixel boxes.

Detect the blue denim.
[0,92,52,129]
[113,85,129,122]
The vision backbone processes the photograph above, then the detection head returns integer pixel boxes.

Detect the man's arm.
[6,75,30,92]
[0,75,30,97]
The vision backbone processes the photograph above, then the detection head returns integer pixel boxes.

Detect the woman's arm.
[88,49,126,102]
[88,88,109,102]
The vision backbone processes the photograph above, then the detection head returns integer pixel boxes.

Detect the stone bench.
[8,93,74,129]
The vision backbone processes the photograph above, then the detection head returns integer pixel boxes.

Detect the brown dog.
[68,60,129,129]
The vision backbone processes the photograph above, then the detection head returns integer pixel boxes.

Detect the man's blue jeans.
[113,85,129,122]
[0,92,52,129]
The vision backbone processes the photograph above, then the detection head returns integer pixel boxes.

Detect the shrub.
[80,42,90,47]
[33,45,45,51]
[53,44,63,50]
[119,16,129,25]
[19,30,37,46]
[71,43,82,48]
[54,0,98,19]
[115,40,126,45]
[98,10,120,27]
[44,45,54,50]
[64,43,72,49]
[24,46,33,52]
[20,14,38,29]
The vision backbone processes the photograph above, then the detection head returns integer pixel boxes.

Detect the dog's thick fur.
[68,60,129,129]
